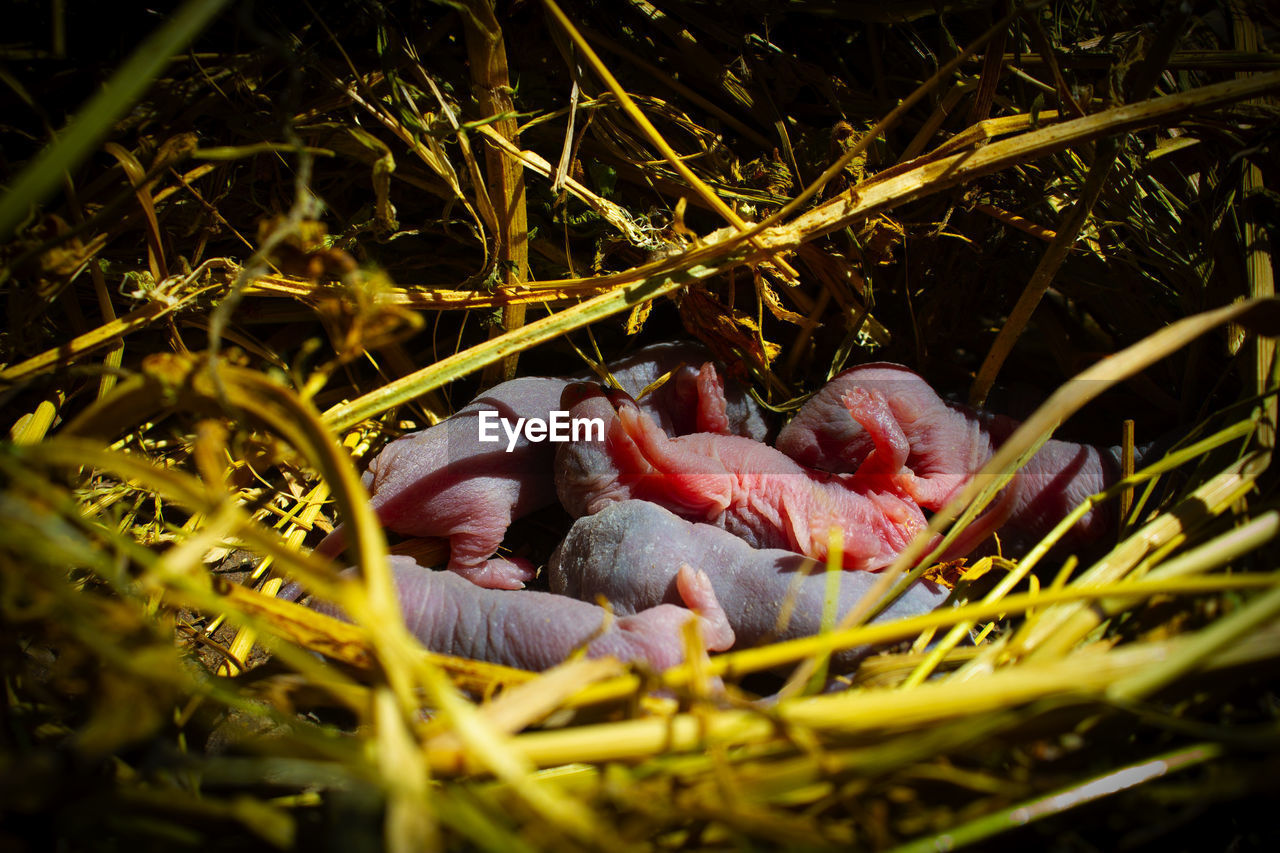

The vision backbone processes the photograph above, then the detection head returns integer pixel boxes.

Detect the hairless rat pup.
[316,342,769,589]
[775,363,1124,548]
[309,554,734,672]
[548,501,948,671]
[554,374,931,572]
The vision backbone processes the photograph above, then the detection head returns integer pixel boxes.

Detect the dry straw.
[2,0,1278,850]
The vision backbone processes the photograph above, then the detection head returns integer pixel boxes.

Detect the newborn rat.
[310,554,734,672]
[548,500,948,671]
[775,363,1123,547]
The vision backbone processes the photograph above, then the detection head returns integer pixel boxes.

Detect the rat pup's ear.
[560,381,607,410]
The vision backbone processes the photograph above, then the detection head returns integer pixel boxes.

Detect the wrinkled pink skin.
[775,363,1121,547]
[549,501,948,671]
[316,343,769,589]
[312,555,734,672]
[554,371,930,572]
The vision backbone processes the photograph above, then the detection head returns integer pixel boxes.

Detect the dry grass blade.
[782,68,1280,240]
[458,0,532,383]
[0,273,225,383]
[887,742,1225,853]
[969,6,1189,406]
[3,3,1279,849]
[319,245,745,431]
[1230,0,1278,450]
[472,122,658,247]
[541,0,800,283]
[0,0,231,240]
[456,622,1280,771]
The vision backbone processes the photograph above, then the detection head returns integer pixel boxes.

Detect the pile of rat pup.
[306,342,1123,678]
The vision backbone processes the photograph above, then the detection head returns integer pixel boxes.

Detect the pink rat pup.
[554,374,931,572]
[549,501,949,671]
[775,363,1123,547]
[309,555,734,672]
[316,342,769,589]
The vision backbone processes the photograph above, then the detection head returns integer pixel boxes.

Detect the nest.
[2,1,1279,849]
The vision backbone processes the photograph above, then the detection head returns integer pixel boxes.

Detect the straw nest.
[2,1,1279,850]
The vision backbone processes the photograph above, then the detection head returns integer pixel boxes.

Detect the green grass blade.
[0,0,231,241]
